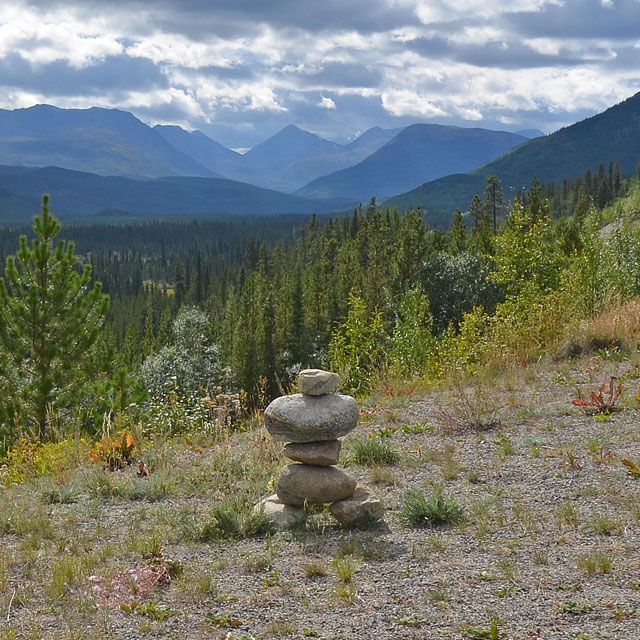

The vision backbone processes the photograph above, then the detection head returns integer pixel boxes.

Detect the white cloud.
[415,0,560,24]
[0,89,45,110]
[320,96,337,109]
[0,5,123,67]
[454,105,484,120]
[194,80,287,113]
[0,0,638,146]
[381,89,447,117]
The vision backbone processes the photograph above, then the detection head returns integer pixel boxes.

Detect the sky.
[1,0,639,149]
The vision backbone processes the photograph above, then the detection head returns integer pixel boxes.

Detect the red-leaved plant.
[572,377,621,414]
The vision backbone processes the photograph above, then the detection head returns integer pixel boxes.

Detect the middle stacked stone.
[264,370,358,507]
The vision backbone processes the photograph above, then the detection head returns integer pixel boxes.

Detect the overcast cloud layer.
[1,0,639,148]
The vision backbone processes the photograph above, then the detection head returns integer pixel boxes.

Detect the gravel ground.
[1,358,639,639]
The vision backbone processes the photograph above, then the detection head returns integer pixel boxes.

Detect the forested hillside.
[0,166,345,220]
[2,165,640,450]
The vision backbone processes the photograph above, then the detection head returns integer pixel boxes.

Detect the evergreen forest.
[1,163,640,453]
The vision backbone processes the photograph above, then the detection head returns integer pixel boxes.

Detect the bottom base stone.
[255,494,305,528]
[329,484,384,526]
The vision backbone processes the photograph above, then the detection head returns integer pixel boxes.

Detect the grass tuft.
[401,488,464,527]
[200,496,275,541]
[349,436,400,467]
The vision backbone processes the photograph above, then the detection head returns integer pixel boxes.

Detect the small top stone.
[298,368,340,396]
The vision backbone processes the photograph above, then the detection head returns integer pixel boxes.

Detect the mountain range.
[1,93,639,224]
[0,105,215,179]
[0,104,535,221]
[387,92,640,217]
[153,123,404,192]
[296,124,527,201]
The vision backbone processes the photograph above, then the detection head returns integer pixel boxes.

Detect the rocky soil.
[1,356,639,639]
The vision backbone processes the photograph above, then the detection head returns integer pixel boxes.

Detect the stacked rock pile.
[256,369,383,527]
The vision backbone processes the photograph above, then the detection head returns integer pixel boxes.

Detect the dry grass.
[1,353,640,639]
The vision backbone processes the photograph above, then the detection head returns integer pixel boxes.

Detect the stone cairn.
[255,369,383,528]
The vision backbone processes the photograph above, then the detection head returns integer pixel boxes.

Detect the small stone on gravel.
[329,484,384,526]
[254,494,305,528]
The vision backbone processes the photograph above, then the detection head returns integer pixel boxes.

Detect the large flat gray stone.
[264,393,358,443]
[276,464,357,506]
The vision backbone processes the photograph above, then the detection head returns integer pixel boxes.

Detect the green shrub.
[402,488,464,527]
[388,286,436,378]
[3,437,88,484]
[329,292,388,396]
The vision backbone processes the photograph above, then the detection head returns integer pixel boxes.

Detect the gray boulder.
[276,463,357,506]
[283,440,342,466]
[329,484,384,526]
[264,394,358,442]
[254,494,305,528]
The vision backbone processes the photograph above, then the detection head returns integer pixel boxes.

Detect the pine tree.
[469,195,492,255]
[394,208,428,285]
[525,176,547,223]
[469,195,484,230]
[172,258,186,310]
[260,293,279,401]
[483,175,503,233]
[613,160,622,198]
[574,187,590,222]
[448,209,467,254]
[287,266,306,365]
[0,195,109,440]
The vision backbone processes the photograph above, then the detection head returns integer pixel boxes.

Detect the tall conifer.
[0,195,109,440]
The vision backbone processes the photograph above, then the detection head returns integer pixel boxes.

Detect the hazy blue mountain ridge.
[0,105,215,178]
[296,124,527,201]
[154,122,403,191]
[386,91,640,217]
[153,124,241,175]
[0,165,350,221]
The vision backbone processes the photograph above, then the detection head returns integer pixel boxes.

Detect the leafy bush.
[141,307,232,398]
[388,286,436,378]
[3,437,87,484]
[492,198,565,295]
[421,253,504,334]
[329,293,388,396]
[566,221,640,318]
[89,430,137,471]
[402,488,464,527]
[438,306,492,374]
[143,383,240,439]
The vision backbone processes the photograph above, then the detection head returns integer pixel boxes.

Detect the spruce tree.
[448,209,467,254]
[0,195,109,440]
[469,194,484,230]
[483,174,503,233]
